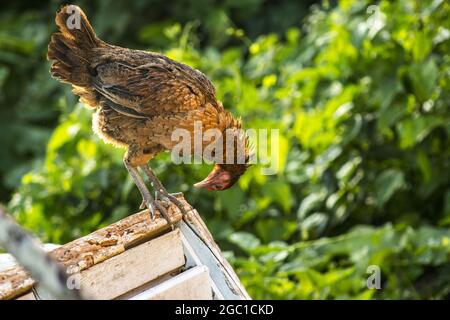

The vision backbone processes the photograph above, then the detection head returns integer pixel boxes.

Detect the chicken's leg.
[139,165,191,218]
[123,159,173,225]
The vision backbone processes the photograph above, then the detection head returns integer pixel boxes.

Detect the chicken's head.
[194,111,252,191]
[194,163,248,191]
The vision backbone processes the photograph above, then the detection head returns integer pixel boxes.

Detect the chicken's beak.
[193,171,220,190]
[193,179,213,189]
[194,165,231,191]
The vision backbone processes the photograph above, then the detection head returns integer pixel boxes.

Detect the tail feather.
[54,4,99,50]
[48,5,102,87]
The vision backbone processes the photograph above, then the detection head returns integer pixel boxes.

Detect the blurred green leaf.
[229,232,261,253]
[397,115,443,149]
[375,169,405,206]
[407,59,439,102]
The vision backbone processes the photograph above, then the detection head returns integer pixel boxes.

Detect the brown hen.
[47,5,250,223]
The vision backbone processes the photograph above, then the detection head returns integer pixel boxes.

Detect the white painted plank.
[178,220,249,300]
[80,229,184,299]
[129,265,212,300]
[16,292,35,300]
[181,231,224,300]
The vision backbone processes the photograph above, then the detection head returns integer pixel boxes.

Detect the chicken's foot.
[139,165,192,218]
[123,160,173,226]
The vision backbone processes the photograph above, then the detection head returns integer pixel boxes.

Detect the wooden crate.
[0,196,250,300]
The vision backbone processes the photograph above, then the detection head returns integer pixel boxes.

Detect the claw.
[147,202,156,220]
[169,192,184,198]
[154,201,174,229]
[139,165,192,219]
[156,191,191,218]
[140,197,174,228]
[139,195,175,227]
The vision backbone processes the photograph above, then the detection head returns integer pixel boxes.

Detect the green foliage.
[3,0,450,299]
[8,106,134,242]
[230,224,450,299]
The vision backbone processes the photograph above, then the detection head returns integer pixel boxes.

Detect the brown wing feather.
[91,51,218,117]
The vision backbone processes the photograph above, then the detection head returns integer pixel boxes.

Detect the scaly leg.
[123,159,173,225]
[139,165,191,218]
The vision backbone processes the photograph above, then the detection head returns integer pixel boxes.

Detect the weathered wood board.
[15,230,186,300]
[130,265,212,300]
[78,230,184,299]
[1,195,250,300]
[0,197,187,300]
